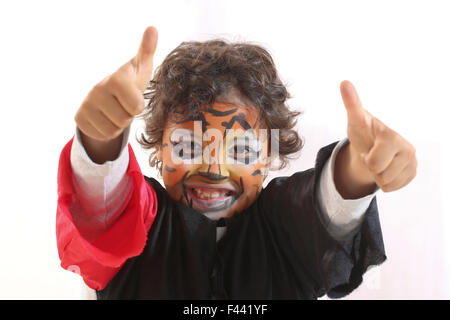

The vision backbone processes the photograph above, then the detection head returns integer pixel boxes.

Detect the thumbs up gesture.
[335,80,417,198]
[75,27,158,142]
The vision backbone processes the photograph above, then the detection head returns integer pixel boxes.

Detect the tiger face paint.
[159,102,273,220]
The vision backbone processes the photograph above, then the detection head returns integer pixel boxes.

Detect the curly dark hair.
[137,39,303,173]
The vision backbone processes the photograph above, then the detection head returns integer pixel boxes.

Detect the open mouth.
[184,184,238,212]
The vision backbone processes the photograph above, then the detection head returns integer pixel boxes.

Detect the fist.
[75,27,158,141]
[340,80,418,192]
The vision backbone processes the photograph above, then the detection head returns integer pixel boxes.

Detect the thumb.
[134,26,158,91]
[340,80,371,129]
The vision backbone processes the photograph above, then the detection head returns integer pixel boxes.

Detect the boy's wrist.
[334,142,377,199]
[78,129,124,165]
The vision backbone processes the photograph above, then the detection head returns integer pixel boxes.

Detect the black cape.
[96,141,386,299]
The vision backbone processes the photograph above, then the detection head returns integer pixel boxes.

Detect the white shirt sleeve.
[71,127,133,300]
[317,139,379,241]
[69,126,133,237]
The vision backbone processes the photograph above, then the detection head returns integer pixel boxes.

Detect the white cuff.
[318,139,379,240]
[70,126,131,197]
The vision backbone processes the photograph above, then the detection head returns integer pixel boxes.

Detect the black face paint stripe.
[182,187,189,205]
[253,184,261,198]
[181,171,189,181]
[221,113,252,138]
[198,113,210,133]
[161,143,168,148]
[197,172,228,181]
[164,165,176,173]
[251,169,262,176]
[204,107,238,116]
[181,171,192,207]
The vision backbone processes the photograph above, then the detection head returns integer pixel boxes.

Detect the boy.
[56,27,417,299]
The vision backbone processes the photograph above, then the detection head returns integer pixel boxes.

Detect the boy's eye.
[233,145,251,154]
[172,140,202,160]
[227,139,261,165]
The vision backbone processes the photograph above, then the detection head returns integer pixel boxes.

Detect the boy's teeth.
[193,189,228,199]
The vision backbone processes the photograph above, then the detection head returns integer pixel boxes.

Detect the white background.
[0,0,448,299]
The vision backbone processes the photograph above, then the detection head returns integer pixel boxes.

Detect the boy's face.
[159,101,271,220]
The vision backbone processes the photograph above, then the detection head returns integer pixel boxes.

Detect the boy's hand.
[75,26,158,142]
[334,80,417,198]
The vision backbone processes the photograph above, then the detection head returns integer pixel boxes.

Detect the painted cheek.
[223,141,268,202]
[161,140,195,202]
[226,164,264,199]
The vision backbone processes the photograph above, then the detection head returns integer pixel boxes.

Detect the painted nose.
[197,161,230,181]
[197,143,230,179]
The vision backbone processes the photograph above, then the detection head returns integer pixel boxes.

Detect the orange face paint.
[160,102,271,220]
